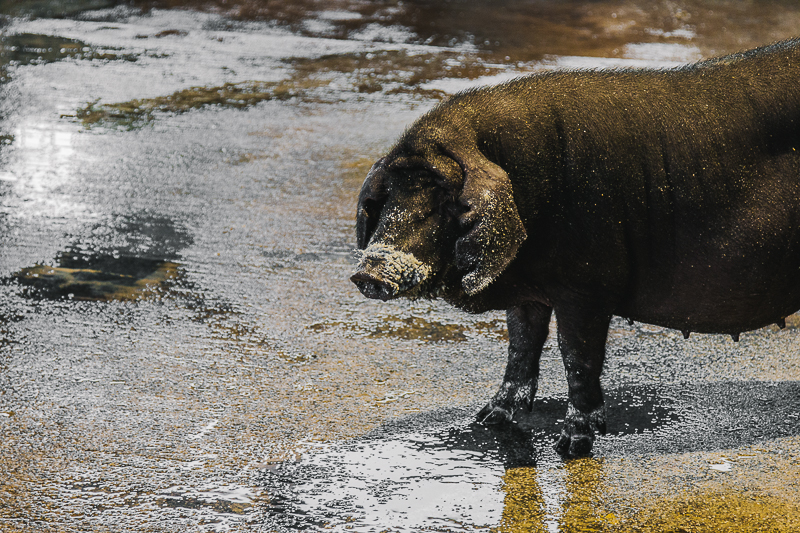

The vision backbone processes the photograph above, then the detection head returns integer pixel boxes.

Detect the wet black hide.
[351,38,800,456]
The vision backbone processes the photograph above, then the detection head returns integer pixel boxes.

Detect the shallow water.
[3,1,800,531]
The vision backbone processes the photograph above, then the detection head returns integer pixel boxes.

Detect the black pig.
[351,38,800,456]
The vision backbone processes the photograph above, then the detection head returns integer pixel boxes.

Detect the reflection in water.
[262,418,616,532]
[560,458,610,531]
[0,32,137,82]
[260,391,671,531]
[496,468,548,533]
[497,459,611,533]
[3,115,85,226]
[11,213,192,301]
[260,380,800,531]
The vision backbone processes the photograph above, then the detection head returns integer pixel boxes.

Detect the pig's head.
[350,128,527,302]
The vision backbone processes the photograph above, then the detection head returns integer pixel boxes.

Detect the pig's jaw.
[351,243,432,300]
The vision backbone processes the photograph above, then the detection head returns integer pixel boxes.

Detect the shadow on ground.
[258,380,800,531]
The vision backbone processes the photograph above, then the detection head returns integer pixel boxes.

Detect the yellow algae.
[596,443,800,533]
[0,450,41,526]
[488,445,800,533]
[620,489,800,533]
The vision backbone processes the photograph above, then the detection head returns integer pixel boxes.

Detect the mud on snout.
[350,243,431,301]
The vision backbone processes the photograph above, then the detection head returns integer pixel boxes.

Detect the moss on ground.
[74,49,505,128]
[76,79,329,128]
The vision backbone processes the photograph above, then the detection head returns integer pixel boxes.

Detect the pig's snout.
[351,243,431,300]
[350,270,395,301]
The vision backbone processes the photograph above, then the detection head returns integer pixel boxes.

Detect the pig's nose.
[350,271,395,301]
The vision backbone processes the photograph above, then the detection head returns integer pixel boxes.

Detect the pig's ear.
[455,157,526,295]
[356,158,388,249]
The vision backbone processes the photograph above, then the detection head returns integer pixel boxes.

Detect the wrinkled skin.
[351,38,800,457]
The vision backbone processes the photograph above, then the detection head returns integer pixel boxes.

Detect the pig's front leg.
[554,304,610,457]
[477,302,552,424]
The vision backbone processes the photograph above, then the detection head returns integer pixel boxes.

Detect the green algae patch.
[76,79,329,128]
[308,315,507,343]
[307,316,468,342]
[14,260,180,301]
[74,49,508,129]
[1,32,139,83]
[366,316,468,342]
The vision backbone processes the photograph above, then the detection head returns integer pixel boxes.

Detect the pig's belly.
[618,265,800,334]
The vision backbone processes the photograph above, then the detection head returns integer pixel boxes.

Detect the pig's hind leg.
[554,304,610,457]
[477,302,552,425]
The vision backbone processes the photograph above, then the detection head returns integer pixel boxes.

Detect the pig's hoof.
[477,381,534,425]
[554,403,606,458]
[477,403,513,425]
[555,431,594,457]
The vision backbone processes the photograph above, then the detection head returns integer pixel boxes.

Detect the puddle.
[258,381,800,531]
[9,213,192,301]
[260,413,541,531]
[257,386,677,530]
[0,0,120,18]
[0,32,139,83]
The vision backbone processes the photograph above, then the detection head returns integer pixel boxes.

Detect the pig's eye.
[436,189,464,219]
[406,170,434,191]
[362,197,385,219]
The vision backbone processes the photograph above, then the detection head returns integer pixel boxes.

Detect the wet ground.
[3,1,800,531]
